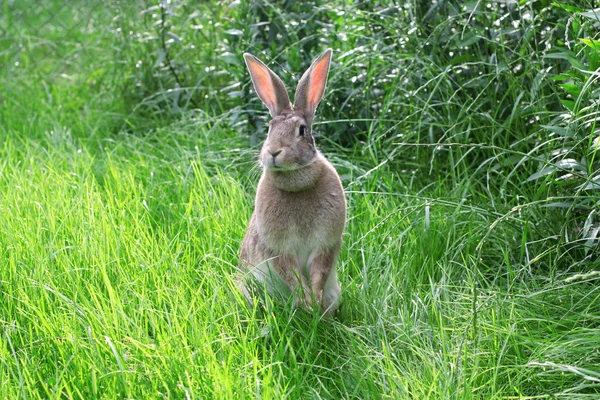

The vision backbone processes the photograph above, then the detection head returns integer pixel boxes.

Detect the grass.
[1,0,600,398]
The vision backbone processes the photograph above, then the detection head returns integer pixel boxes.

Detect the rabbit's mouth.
[262,151,318,172]
[264,159,299,172]
[263,153,288,170]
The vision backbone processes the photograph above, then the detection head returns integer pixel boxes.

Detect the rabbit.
[238,49,346,316]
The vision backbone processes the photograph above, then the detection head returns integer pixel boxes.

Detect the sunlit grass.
[1,115,598,398]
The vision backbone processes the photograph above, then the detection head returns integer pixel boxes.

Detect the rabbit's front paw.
[296,289,324,311]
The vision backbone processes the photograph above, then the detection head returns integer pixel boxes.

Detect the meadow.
[1,0,599,398]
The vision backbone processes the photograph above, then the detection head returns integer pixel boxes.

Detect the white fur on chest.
[258,221,326,275]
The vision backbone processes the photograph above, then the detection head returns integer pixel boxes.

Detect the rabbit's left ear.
[293,49,332,123]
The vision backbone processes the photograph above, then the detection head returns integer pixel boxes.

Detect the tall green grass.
[1,0,599,398]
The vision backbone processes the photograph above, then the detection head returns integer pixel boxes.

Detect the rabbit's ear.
[293,49,332,122]
[244,53,292,117]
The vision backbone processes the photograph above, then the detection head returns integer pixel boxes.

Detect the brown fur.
[239,49,346,315]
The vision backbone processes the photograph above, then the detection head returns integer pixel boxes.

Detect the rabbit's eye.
[299,125,306,137]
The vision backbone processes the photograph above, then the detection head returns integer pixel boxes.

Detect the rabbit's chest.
[256,190,338,264]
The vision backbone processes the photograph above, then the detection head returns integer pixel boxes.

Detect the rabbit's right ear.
[244,53,292,117]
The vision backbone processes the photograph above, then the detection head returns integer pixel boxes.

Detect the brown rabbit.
[238,49,346,316]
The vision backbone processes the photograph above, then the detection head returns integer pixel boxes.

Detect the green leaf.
[448,54,478,66]
[454,34,482,48]
[526,159,585,183]
[553,3,583,13]
[561,99,576,111]
[583,177,600,190]
[589,51,600,70]
[559,83,582,99]
[527,166,556,181]
[541,125,574,138]
[541,202,574,208]
[580,8,600,21]
[550,74,574,81]
[580,38,600,50]
[555,158,586,171]
[543,52,586,70]
[166,32,182,44]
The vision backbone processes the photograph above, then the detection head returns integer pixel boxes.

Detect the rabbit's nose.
[268,149,282,157]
